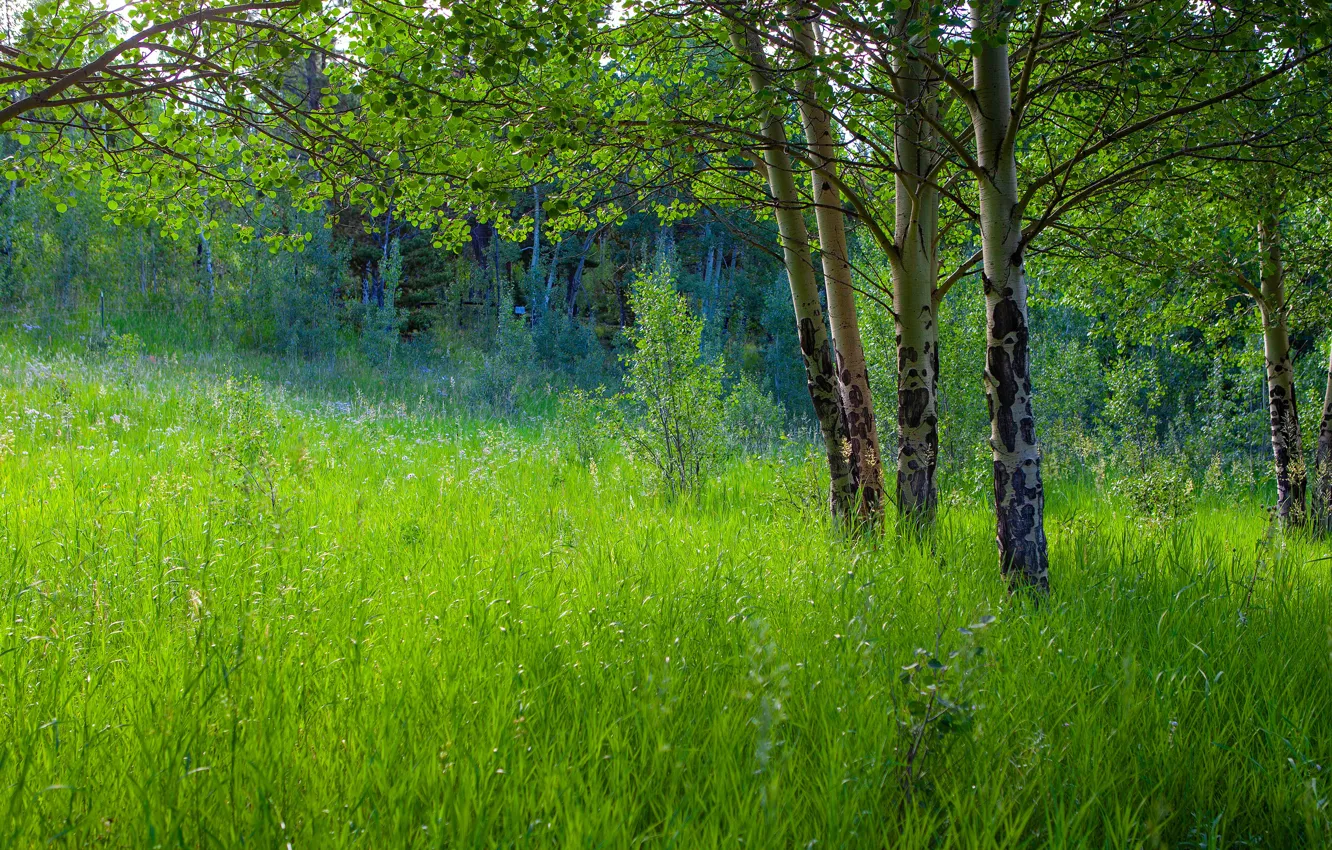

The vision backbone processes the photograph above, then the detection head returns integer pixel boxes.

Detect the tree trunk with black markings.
[892,22,940,526]
[792,15,884,521]
[1257,211,1306,527]
[971,21,1049,592]
[732,24,857,517]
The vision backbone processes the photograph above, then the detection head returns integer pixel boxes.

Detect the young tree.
[619,257,726,496]
[1042,47,1332,530]
[1315,340,1332,534]
[729,21,866,520]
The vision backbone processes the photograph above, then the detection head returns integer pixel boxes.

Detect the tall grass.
[0,339,1328,848]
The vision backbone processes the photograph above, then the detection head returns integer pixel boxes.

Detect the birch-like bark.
[970,10,1049,591]
[1257,211,1306,526]
[566,231,596,318]
[892,20,941,525]
[543,240,560,313]
[1313,340,1332,535]
[732,24,857,517]
[530,186,542,289]
[791,14,884,520]
[199,228,214,301]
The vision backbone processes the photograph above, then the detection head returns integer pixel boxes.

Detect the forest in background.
[2,165,1323,506]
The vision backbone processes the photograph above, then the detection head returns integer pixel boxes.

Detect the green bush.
[617,258,725,496]
[1110,446,1196,524]
[560,385,610,463]
[479,317,537,415]
[359,238,404,367]
[723,374,785,455]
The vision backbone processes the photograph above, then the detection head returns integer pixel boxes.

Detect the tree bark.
[1313,339,1332,535]
[1257,211,1306,527]
[566,231,597,318]
[970,13,1049,592]
[543,239,560,313]
[791,14,885,521]
[892,18,941,526]
[530,186,542,290]
[731,24,857,517]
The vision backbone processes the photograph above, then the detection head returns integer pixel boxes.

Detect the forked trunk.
[1313,340,1332,535]
[792,14,885,521]
[732,25,857,517]
[892,23,941,525]
[1257,212,1306,526]
[971,23,1049,592]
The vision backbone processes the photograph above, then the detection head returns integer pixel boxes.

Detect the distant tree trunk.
[378,209,392,309]
[792,13,885,521]
[530,186,542,289]
[892,20,941,526]
[198,229,214,301]
[701,238,717,324]
[567,230,597,318]
[732,23,857,517]
[1313,340,1332,535]
[970,15,1049,592]
[543,240,561,313]
[1256,211,1306,526]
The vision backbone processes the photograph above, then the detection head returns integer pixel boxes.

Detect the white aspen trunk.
[970,4,1049,591]
[1257,211,1306,526]
[892,16,941,525]
[567,231,596,319]
[792,12,885,521]
[543,240,560,313]
[731,23,857,517]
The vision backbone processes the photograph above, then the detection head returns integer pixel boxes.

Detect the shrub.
[195,376,287,516]
[561,386,609,463]
[617,259,725,496]
[723,374,785,455]
[479,317,536,415]
[1110,447,1196,524]
[359,238,404,367]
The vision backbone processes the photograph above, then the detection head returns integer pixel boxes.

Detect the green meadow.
[0,338,1328,849]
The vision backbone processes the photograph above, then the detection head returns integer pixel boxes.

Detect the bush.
[359,238,404,367]
[617,259,725,496]
[478,317,536,414]
[561,386,609,463]
[1110,447,1196,524]
[723,374,785,454]
[193,376,289,517]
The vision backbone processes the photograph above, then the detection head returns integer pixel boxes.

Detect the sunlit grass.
[0,340,1328,848]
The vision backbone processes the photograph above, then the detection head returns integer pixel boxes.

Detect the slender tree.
[790,10,885,519]
[730,22,860,517]
[1314,340,1332,534]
